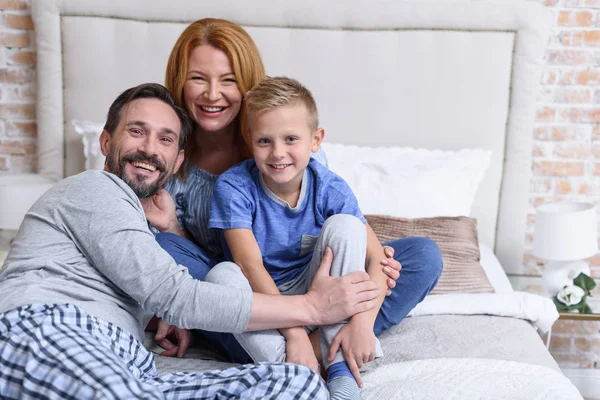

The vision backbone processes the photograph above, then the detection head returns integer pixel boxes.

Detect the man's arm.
[65,174,379,333]
[247,246,380,330]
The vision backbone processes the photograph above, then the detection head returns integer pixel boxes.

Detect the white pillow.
[321,142,491,218]
[71,120,106,170]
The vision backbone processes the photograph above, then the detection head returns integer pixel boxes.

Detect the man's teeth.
[201,106,225,113]
[132,162,157,172]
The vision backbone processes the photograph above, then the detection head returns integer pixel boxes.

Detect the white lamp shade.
[533,202,598,261]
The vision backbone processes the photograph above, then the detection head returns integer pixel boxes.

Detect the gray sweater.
[0,170,252,341]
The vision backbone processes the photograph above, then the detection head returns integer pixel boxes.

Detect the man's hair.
[243,76,319,137]
[103,83,193,151]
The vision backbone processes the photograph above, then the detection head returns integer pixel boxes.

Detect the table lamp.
[533,202,598,297]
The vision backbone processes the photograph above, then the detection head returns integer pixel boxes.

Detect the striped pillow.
[365,215,494,294]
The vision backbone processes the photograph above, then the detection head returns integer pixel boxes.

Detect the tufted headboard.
[30,0,550,274]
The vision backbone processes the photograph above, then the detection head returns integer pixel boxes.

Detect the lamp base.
[542,260,591,297]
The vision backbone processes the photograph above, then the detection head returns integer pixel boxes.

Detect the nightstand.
[545,311,600,348]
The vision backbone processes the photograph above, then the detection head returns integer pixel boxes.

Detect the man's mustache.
[120,153,166,173]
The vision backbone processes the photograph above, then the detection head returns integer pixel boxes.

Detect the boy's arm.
[327,223,388,387]
[224,229,313,341]
[224,228,318,370]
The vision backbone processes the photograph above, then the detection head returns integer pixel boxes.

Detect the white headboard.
[30,0,550,273]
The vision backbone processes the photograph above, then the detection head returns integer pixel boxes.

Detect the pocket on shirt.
[300,235,318,256]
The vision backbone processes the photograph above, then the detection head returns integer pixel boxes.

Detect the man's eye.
[130,129,143,135]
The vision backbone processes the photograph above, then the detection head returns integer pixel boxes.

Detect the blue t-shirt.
[209,158,365,286]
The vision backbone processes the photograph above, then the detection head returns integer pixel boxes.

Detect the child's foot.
[327,376,360,400]
[326,361,360,400]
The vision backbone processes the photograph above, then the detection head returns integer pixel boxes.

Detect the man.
[0,83,380,399]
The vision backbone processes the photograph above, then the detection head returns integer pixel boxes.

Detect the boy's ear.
[311,128,325,152]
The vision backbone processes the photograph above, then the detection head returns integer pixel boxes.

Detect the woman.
[146,18,442,369]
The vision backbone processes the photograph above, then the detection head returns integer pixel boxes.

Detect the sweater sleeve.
[57,172,253,333]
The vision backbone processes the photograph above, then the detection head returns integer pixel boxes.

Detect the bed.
[27,0,583,398]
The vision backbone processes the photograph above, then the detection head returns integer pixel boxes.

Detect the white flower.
[556,285,585,306]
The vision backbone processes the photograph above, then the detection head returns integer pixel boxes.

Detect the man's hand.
[154,319,192,358]
[285,329,320,374]
[328,319,377,388]
[381,246,401,296]
[306,247,380,325]
[143,189,180,234]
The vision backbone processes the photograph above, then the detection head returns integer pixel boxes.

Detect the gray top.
[0,170,253,341]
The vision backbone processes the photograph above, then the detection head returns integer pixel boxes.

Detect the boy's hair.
[243,76,319,135]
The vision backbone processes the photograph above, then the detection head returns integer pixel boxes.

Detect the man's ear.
[174,149,185,173]
[311,128,325,152]
[100,130,112,157]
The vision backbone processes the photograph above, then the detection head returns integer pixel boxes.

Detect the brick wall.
[527,0,600,371]
[0,0,35,173]
[0,0,598,371]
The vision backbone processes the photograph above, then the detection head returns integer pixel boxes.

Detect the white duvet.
[361,357,582,400]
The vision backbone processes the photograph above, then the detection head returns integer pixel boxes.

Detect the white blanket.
[361,358,582,400]
[408,291,559,332]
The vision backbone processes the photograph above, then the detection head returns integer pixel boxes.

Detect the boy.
[209,77,389,400]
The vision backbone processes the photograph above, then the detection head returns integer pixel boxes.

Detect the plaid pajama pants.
[0,304,327,399]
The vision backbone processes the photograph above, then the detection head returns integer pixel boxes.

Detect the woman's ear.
[311,128,325,152]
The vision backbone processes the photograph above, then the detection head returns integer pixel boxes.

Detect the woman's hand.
[154,319,192,358]
[381,246,401,296]
[143,189,181,234]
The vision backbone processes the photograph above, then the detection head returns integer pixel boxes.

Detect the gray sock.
[327,376,360,400]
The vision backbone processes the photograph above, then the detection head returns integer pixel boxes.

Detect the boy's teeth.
[132,162,157,172]
[272,164,288,169]
[201,106,225,113]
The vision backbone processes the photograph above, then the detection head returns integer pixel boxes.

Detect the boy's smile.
[249,103,324,205]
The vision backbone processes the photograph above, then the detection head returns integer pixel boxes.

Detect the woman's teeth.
[201,106,225,113]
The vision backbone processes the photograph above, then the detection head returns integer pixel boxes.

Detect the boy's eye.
[286,136,298,143]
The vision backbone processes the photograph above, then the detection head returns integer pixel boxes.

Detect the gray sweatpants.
[206,214,383,368]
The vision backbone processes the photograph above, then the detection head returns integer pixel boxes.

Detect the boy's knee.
[323,214,364,231]
[205,261,251,290]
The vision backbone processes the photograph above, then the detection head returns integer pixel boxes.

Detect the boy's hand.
[285,330,320,374]
[381,246,401,296]
[328,319,376,388]
[143,189,180,234]
[154,319,192,358]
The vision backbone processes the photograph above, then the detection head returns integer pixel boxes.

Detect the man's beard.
[106,150,170,198]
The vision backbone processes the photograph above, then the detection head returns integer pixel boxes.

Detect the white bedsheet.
[361,357,582,400]
[411,291,558,333]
